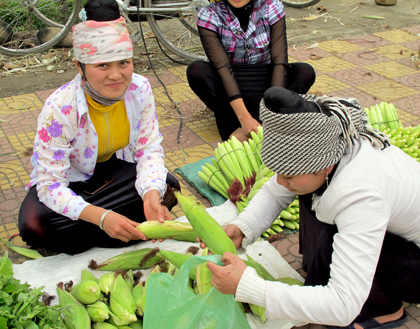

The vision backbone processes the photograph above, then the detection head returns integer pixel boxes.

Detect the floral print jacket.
[26,73,168,220]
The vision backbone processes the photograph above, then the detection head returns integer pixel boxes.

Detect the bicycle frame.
[116,0,201,15]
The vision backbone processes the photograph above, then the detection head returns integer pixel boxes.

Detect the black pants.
[18,155,180,255]
[186,61,316,140]
[298,198,420,321]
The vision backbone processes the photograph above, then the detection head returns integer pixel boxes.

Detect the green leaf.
[0,237,43,260]
[0,252,13,284]
[0,317,8,329]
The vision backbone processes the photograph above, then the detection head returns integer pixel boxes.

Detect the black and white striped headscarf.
[260,93,390,176]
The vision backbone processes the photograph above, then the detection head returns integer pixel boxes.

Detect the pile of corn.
[57,193,302,327]
[365,101,420,162]
[198,126,300,239]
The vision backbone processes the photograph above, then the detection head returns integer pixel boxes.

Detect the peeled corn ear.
[175,192,237,256]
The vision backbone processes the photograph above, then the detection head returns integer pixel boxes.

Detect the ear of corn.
[128,319,143,329]
[135,221,197,240]
[195,248,213,294]
[277,277,304,286]
[159,249,196,280]
[56,282,91,329]
[132,283,144,317]
[109,275,137,325]
[87,300,110,323]
[174,192,237,256]
[249,303,266,324]
[89,247,164,271]
[93,323,118,329]
[70,280,101,305]
[81,269,99,283]
[98,272,116,294]
[244,254,276,281]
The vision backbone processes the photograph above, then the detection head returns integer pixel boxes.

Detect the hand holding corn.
[143,190,172,221]
[206,252,247,295]
[198,224,244,251]
[80,205,145,242]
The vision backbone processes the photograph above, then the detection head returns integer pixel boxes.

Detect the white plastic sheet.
[13,200,306,329]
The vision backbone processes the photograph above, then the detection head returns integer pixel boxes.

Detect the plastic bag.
[143,255,251,329]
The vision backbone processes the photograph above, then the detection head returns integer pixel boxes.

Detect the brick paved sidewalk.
[1,26,420,328]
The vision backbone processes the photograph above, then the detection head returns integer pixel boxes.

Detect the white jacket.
[26,73,168,220]
[231,138,420,326]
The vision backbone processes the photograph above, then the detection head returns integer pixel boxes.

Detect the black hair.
[263,87,332,116]
[84,0,120,21]
[78,0,121,80]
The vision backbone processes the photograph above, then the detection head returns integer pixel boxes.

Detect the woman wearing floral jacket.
[18,0,180,255]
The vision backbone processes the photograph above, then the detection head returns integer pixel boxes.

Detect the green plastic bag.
[143,255,251,329]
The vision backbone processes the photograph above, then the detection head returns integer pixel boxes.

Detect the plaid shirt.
[196,0,285,64]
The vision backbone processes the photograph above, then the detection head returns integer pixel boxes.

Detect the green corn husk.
[171,230,199,242]
[245,255,303,286]
[195,248,213,294]
[129,319,143,329]
[87,300,111,323]
[124,269,134,290]
[135,220,196,239]
[132,283,144,317]
[277,277,304,286]
[109,275,137,325]
[249,303,266,323]
[0,236,43,259]
[89,248,164,271]
[56,282,91,329]
[175,192,237,256]
[81,269,99,283]
[99,272,116,295]
[159,250,196,280]
[93,323,118,329]
[71,280,101,305]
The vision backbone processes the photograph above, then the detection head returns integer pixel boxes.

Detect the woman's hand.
[240,116,261,138]
[207,252,247,295]
[143,189,172,242]
[199,224,244,249]
[79,205,146,242]
[102,211,146,242]
[143,189,172,222]
[230,98,261,142]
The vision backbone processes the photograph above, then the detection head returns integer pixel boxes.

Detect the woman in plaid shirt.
[187,0,316,141]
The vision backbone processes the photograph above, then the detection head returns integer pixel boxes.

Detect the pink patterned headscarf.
[72,17,133,64]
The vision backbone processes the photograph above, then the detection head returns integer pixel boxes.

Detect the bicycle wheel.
[144,0,207,63]
[0,0,82,56]
[282,0,321,8]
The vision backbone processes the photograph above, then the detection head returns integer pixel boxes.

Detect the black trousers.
[18,155,180,255]
[298,198,420,321]
[186,61,316,140]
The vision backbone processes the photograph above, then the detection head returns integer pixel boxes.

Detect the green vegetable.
[0,251,66,328]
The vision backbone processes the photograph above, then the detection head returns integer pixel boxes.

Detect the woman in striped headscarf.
[206,87,420,328]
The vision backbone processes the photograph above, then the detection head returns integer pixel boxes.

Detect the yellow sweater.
[86,94,130,162]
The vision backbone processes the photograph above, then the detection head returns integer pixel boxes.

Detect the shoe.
[326,311,407,329]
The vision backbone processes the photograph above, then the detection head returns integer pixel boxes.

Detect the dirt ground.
[0,0,419,98]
